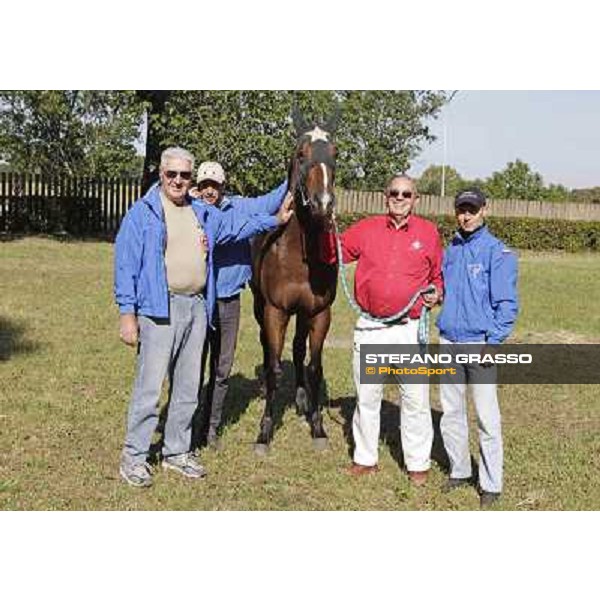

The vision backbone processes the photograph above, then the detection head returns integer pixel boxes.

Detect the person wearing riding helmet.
[190,162,291,451]
[436,188,519,508]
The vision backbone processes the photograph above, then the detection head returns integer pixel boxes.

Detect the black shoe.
[480,491,501,508]
[442,477,472,493]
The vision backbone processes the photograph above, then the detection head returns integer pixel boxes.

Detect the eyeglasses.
[165,170,192,181]
[387,189,414,200]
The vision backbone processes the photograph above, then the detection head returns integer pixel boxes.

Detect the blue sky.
[409,91,600,190]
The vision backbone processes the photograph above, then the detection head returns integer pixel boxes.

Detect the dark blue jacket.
[114,185,280,326]
[436,225,519,344]
[212,181,287,298]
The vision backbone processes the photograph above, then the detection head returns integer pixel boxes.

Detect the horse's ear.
[322,104,341,135]
[292,102,309,137]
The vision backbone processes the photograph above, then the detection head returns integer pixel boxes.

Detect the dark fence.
[0,173,142,238]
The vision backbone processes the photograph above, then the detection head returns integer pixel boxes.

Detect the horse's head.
[290,111,338,225]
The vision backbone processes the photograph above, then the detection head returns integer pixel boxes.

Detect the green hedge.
[335,214,600,252]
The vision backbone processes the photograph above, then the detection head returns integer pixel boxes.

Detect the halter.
[292,134,336,209]
[289,136,336,264]
[295,172,311,208]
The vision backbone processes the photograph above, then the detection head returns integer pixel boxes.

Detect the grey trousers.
[122,294,207,465]
[439,338,504,493]
[203,294,241,435]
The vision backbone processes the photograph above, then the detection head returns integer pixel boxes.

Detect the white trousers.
[352,317,433,471]
[439,337,503,493]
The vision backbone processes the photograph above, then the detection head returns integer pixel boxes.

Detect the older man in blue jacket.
[436,188,519,508]
[190,162,288,449]
[114,148,291,487]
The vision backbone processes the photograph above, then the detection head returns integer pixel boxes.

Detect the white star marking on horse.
[306,126,330,142]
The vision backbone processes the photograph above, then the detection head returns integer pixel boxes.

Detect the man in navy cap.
[436,188,519,508]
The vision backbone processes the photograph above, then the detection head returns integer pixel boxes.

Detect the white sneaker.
[120,462,153,488]
[162,453,206,479]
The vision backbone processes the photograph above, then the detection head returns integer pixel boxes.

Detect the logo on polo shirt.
[411,240,423,251]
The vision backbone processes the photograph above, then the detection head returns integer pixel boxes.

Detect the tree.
[571,187,600,204]
[483,159,546,201]
[141,90,451,195]
[160,91,294,196]
[0,90,451,191]
[0,91,143,177]
[542,183,571,202]
[482,159,573,202]
[336,91,449,189]
[417,164,465,197]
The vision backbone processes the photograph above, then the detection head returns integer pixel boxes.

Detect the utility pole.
[441,119,447,197]
[440,91,458,198]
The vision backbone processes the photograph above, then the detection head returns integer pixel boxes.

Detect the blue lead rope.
[331,216,435,345]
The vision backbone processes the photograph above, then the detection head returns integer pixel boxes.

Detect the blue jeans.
[122,294,207,465]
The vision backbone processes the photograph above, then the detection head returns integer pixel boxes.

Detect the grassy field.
[1,238,599,510]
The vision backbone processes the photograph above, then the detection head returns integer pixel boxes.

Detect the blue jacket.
[212,181,287,299]
[114,185,280,326]
[436,225,519,344]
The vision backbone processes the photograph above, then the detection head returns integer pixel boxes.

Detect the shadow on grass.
[328,394,451,473]
[248,359,302,443]
[0,316,40,361]
[148,360,302,461]
[190,368,267,452]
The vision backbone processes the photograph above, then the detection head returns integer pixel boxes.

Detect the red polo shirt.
[321,215,443,319]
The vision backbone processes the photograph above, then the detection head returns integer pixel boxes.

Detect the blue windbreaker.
[436,225,519,344]
[212,181,287,299]
[113,185,280,326]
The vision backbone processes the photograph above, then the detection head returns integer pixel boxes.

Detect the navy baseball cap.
[455,188,486,208]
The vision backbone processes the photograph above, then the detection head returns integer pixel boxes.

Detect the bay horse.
[250,115,338,455]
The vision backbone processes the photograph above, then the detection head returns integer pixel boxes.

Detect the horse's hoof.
[295,388,309,414]
[254,443,270,457]
[312,437,329,452]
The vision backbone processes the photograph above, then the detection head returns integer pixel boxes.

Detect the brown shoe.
[408,470,429,486]
[347,463,379,476]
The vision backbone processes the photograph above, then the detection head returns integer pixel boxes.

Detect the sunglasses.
[387,189,414,200]
[165,170,192,181]
[456,205,481,215]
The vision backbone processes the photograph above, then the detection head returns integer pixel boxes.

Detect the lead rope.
[331,214,435,345]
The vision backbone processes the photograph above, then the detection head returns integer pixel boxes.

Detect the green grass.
[1,239,599,510]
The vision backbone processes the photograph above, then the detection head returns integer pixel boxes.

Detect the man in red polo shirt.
[324,175,443,485]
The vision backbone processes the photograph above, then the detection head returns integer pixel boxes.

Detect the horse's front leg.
[306,308,331,450]
[292,316,309,415]
[255,303,290,455]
